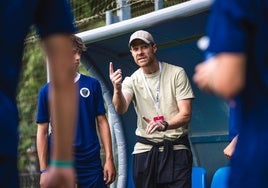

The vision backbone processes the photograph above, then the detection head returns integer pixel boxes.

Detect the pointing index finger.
[109,62,114,75]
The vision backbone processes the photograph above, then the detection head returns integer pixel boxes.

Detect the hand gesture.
[109,62,123,91]
[143,116,165,134]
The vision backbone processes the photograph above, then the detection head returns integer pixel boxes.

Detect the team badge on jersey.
[80,87,90,98]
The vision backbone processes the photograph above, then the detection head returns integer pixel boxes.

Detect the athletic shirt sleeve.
[34,0,76,38]
[207,0,253,53]
[94,80,106,115]
[36,84,50,123]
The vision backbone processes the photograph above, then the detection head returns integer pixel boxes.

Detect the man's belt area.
[136,135,191,184]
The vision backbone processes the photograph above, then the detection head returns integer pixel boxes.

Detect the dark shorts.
[75,152,106,188]
[133,149,192,188]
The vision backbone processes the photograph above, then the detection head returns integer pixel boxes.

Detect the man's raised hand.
[109,62,123,90]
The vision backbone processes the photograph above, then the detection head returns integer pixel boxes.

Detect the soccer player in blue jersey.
[1,1,78,187]
[36,35,116,188]
[193,0,268,187]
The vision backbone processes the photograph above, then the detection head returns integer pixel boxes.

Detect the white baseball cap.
[128,30,155,47]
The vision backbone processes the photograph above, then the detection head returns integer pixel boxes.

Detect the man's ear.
[152,44,157,53]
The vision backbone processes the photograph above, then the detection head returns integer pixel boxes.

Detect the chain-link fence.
[70,0,189,31]
[20,173,39,188]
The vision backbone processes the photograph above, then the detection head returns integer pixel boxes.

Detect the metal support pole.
[155,0,163,10]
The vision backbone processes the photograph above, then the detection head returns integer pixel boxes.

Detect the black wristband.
[160,121,169,131]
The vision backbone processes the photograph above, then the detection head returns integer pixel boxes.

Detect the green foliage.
[70,0,116,18]
[17,41,47,171]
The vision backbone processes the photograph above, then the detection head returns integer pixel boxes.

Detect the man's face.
[72,48,81,71]
[130,39,157,67]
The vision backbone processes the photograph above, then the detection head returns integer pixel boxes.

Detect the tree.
[17,40,47,171]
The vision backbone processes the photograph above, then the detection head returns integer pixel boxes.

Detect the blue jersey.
[207,0,268,187]
[228,97,242,141]
[36,74,106,185]
[0,0,75,158]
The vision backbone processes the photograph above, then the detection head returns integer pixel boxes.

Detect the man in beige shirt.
[110,30,195,188]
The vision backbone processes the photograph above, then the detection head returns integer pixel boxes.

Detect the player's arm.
[97,115,116,185]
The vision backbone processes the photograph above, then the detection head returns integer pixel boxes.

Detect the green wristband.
[50,160,74,168]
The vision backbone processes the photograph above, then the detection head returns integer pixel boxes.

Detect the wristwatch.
[160,121,169,131]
